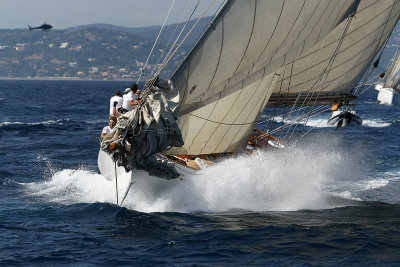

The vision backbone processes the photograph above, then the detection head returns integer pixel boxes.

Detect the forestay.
[168,0,359,155]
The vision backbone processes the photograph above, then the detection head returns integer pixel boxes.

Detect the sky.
[0,0,225,29]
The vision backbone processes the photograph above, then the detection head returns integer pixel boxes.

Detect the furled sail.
[168,0,360,155]
[269,0,400,107]
[101,77,184,179]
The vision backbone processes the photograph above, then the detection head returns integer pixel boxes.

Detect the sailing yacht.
[376,48,400,105]
[98,0,400,205]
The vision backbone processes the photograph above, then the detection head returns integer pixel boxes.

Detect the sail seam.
[278,9,400,89]
[230,69,276,150]
[231,0,257,76]
[283,13,354,140]
[211,70,267,153]
[289,1,394,63]
[205,8,225,92]
[252,0,285,66]
[259,0,307,70]
[186,8,227,153]
[285,0,322,64]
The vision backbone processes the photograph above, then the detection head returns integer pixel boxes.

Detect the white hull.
[97,149,196,204]
[375,84,400,105]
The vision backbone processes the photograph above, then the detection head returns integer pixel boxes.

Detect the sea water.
[1,80,400,265]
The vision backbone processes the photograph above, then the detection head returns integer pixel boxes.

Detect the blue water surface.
[1,80,400,266]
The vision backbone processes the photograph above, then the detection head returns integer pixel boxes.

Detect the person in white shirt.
[109,90,123,117]
[122,83,141,112]
[101,116,117,139]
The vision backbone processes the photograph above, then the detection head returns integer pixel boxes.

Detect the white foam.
[24,169,118,204]
[362,119,391,128]
[24,139,366,213]
[0,118,107,127]
[261,115,331,128]
[357,170,400,191]
[0,119,68,127]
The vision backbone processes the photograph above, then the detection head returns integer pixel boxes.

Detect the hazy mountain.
[65,16,211,47]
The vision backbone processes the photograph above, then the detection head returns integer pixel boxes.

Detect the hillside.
[0,22,202,80]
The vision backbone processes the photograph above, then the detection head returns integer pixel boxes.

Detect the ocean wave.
[261,115,392,129]
[0,118,106,127]
[361,119,392,128]
[260,115,331,128]
[0,119,69,127]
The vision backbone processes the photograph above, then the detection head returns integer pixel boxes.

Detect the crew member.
[101,116,117,139]
[109,90,123,117]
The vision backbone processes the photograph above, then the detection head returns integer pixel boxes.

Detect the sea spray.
[24,136,370,212]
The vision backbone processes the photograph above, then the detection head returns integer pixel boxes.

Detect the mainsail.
[168,0,361,155]
[269,0,400,107]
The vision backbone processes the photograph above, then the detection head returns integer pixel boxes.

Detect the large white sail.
[169,0,359,155]
[269,0,400,106]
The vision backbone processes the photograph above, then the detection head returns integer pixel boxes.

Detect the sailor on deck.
[109,90,123,117]
[101,116,117,139]
[121,83,141,112]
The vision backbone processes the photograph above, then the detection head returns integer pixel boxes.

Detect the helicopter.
[28,23,53,31]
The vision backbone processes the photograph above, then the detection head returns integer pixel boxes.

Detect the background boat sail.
[99,0,400,201]
[376,46,400,105]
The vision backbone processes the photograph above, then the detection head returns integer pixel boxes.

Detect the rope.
[137,0,177,84]
[156,0,217,75]
[114,161,119,205]
[353,4,399,100]
[290,108,333,147]
[156,0,202,76]
[150,0,193,78]
[282,11,354,142]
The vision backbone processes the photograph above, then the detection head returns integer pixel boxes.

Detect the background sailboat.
[376,46,400,105]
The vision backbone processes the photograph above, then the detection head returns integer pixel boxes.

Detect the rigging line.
[137,0,177,84]
[354,8,400,98]
[383,46,400,78]
[290,108,333,147]
[114,161,119,205]
[357,72,391,97]
[169,0,227,77]
[279,34,329,133]
[268,108,329,138]
[156,0,217,75]
[277,59,294,140]
[372,2,397,64]
[296,14,354,132]
[150,0,193,78]
[267,105,330,135]
[156,0,202,75]
[284,12,354,141]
